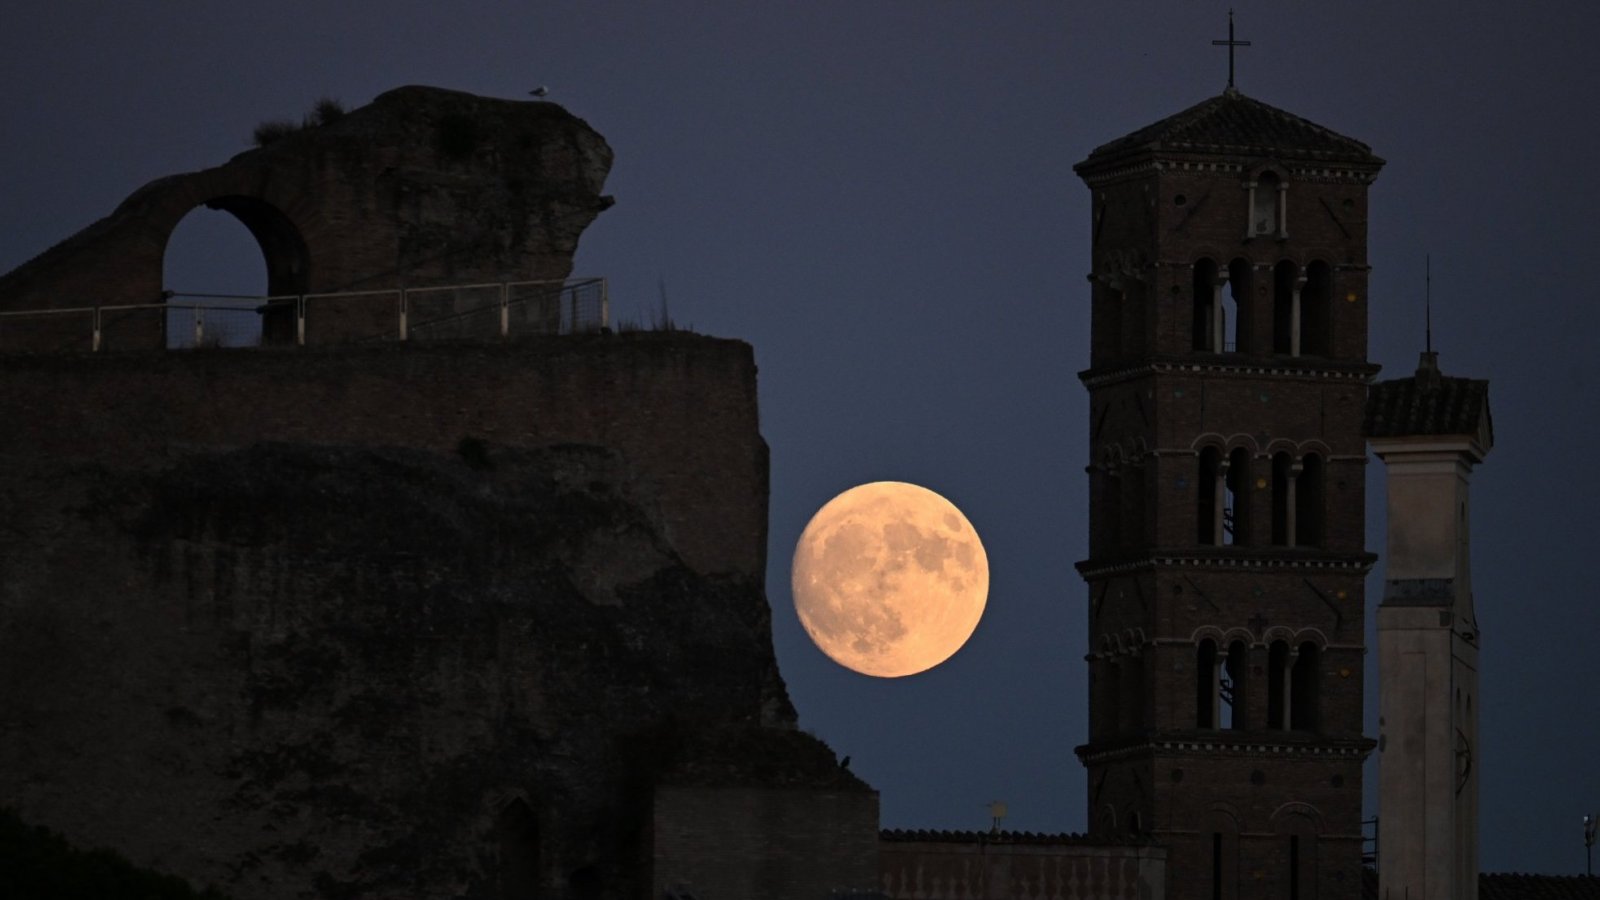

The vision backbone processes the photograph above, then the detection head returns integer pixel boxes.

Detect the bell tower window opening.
[1226,258,1252,353]
[1271,451,1295,545]
[1291,642,1321,731]
[1301,260,1332,356]
[1272,260,1303,355]
[1224,640,1248,730]
[1268,640,1291,729]
[1296,453,1325,548]
[1197,639,1220,728]
[1198,446,1224,544]
[1224,447,1251,545]
[1192,259,1223,352]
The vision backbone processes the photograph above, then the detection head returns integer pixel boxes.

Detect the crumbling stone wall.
[0,86,613,349]
[0,335,861,900]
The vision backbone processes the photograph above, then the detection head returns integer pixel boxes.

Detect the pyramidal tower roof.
[1075,87,1384,176]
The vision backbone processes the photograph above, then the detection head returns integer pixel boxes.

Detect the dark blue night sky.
[3,1,1596,876]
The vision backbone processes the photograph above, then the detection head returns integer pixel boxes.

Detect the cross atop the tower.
[1211,9,1251,90]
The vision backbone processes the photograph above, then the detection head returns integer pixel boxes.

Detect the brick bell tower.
[1071,81,1385,899]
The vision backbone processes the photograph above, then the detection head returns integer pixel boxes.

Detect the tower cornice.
[1079,357,1380,389]
[1075,550,1376,582]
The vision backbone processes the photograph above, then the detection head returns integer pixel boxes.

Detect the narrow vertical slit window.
[1302,260,1332,356]
[1193,259,1219,352]
[1224,640,1248,730]
[1198,447,1223,545]
[1291,642,1321,731]
[1268,641,1290,729]
[1297,454,1325,548]
[1288,835,1300,900]
[1224,447,1250,545]
[1212,833,1224,900]
[1197,639,1219,728]
[1271,452,1294,546]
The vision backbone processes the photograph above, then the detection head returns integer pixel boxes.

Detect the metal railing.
[0,278,608,353]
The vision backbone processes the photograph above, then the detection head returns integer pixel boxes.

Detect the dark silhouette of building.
[1071,86,1385,900]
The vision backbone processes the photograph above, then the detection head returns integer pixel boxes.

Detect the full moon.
[791,482,989,678]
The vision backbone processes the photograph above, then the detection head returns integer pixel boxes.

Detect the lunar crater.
[791,481,989,678]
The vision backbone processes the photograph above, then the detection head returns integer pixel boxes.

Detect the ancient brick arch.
[0,85,614,349]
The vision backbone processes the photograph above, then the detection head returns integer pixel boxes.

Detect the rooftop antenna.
[1211,9,1251,91]
[1425,254,1433,354]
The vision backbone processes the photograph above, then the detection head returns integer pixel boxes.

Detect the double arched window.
[1203,445,1325,549]
[1196,638,1250,729]
[1269,259,1333,357]
[1191,258,1253,354]
[1266,639,1322,731]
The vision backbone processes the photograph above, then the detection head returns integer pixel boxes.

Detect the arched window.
[1123,647,1146,734]
[1291,642,1321,731]
[1224,640,1248,730]
[1124,459,1146,550]
[1271,452,1294,546]
[1301,261,1332,356]
[1224,447,1251,546]
[1198,447,1223,544]
[1251,171,1284,238]
[1267,641,1291,729]
[1197,639,1219,728]
[1272,260,1299,355]
[1192,259,1221,352]
[1226,258,1253,353]
[1100,457,1122,555]
[496,799,541,900]
[1296,454,1325,548]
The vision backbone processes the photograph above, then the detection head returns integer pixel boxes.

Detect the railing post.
[92,307,103,352]
[398,289,408,341]
[500,282,510,337]
[600,279,610,330]
[296,295,306,346]
[193,307,204,347]
[568,286,578,334]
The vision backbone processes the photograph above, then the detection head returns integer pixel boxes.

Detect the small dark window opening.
[497,799,541,900]
[1271,452,1293,545]
[1128,811,1143,835]
[1268,641,1290,729]
[1302,261,1332,356]
[1297,454,1325,548]
[1123,649,1146,733]
[1124,461,1146,550]
[1197,639,1219,728]
[1224,447,1251,545]
[1226,258,1252,353]
[1213,833,1224,900]
[1224,640,1249,730]
[1289,835,1301,900]
[1193,259,1219,352]
[1273,260,1298,354]
[1291,642,1321,731]
[1198,447,1223,544]
[1253,171,1282,237]
[1101,464,1122,555]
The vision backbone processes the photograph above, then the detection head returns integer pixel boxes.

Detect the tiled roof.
[1365,352,1492,442]
[1363,869,1600,899]
[880,828,1112,846]
[1075,88,1382,172]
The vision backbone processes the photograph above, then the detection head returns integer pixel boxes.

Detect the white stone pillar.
[1212,273,1229,352]
[1277,181,1289,238]
[1290,276,1306,357]
[1286,462,1301,546]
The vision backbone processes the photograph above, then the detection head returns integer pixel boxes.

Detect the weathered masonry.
[1072,87,1385,900]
